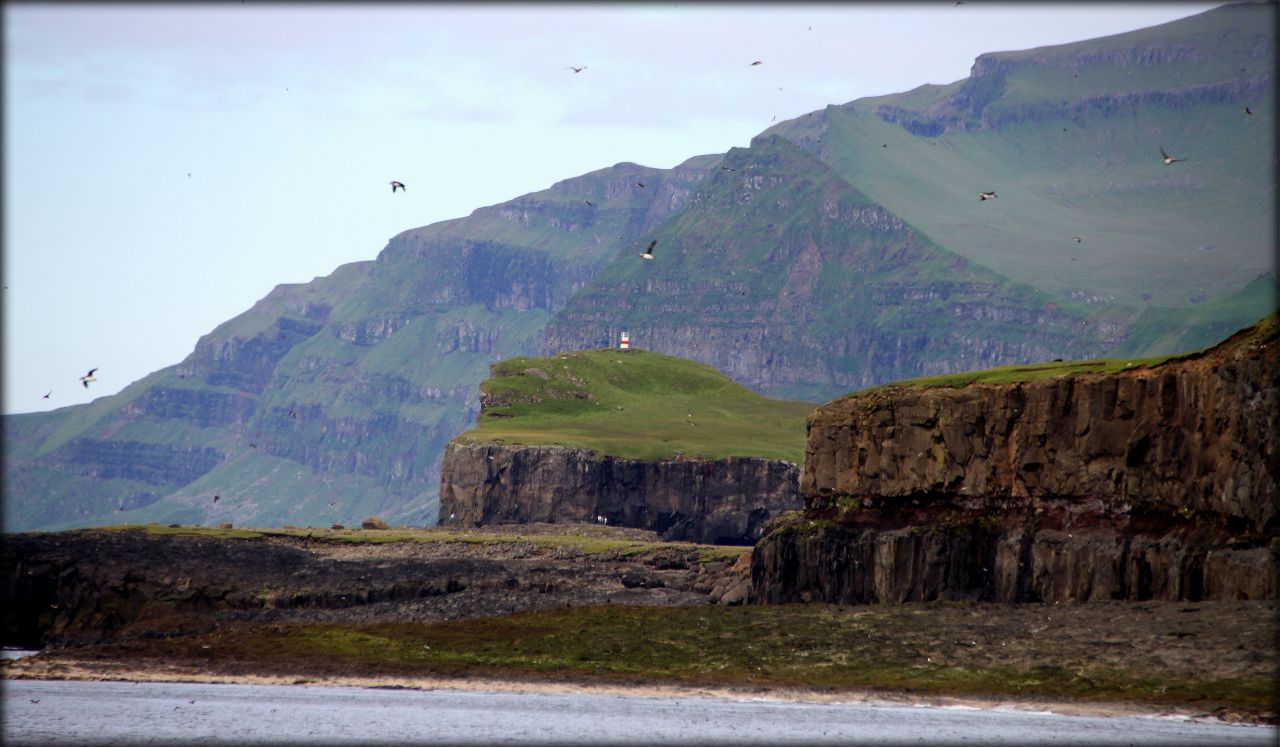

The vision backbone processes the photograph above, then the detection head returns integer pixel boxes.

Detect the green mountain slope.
[544,134,1125,401]
[3,158,718,532]
[763,1,1275,312]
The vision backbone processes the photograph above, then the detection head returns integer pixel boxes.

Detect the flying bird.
[978,191,998,201]
[640,240,657,260]
[1244,106,1253,115]
[42,391,51,399]
[213,495,221,503]
[79,368,98,388]
[1072,236,1083,243]
[750,60,763,66]
[584,200,593,206]
[721,166,735,172]
[566,66,587,73]
[636,182,645,188]
[1159,146,1183,165]
[390,180,406,192]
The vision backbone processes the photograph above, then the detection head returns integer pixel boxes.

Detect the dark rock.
[753,316,1279,604]
[439,443,802,545]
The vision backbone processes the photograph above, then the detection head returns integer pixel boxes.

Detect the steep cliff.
[440,443,800,545]
[752,314,1279,604]
[438,349,811,544]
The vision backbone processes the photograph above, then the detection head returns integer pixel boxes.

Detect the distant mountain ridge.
[5,2,1274,532]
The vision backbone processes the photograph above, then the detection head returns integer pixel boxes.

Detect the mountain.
[5,3,1274,532]
[3,158,718,531]
[544,2,1276,398]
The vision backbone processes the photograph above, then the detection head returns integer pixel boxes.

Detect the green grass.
[856,354,1178,394]
[848,309,1277,397]
[456,349,816,462]
[95,524,749,563]
[113,604,1274,714]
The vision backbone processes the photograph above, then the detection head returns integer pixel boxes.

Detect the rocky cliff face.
[439,443,802,545]
[752,315,1279,604]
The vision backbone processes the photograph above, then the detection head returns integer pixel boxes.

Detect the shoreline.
[4,656,1260,726]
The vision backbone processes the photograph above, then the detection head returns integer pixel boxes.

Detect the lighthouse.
[619,331,630,351]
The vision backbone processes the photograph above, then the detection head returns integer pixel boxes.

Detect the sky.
[3,1,1223,416]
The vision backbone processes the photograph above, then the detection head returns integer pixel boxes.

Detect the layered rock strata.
[439,442,802,545]
[752,316,1279,604]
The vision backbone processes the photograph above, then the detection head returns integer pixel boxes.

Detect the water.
[3,679,1272,745]
[1,648,40,660]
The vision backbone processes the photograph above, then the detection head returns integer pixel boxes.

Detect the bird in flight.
[721,166,735,172]
[213,495,221,503]
[42,391,51,399]
[636,182,645,188]
[978,191,998,201]
[584,200,593,206]
[640,240,657,260]
[80,368,98,388]
[1159,147,1183,165]
[1072,236,1083,243]
[750,60,763,66]
[390,180,406,192]
[1244,106,1253,115]
[567,66,587,73]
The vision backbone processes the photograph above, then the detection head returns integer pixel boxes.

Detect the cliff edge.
[438,349,812,544]
[753,313,1279,604]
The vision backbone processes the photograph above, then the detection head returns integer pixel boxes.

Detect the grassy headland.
[454,348,817,463]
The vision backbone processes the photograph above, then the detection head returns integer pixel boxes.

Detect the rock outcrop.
[752,315,1279,604]
[439,443,802,545]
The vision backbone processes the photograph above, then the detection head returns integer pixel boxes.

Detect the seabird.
[721,166,735,171]
[566,66,587,73]
[290,410,297,420]
[636,182,645,188]
[79,368,98,388]
[213,495,220,503]
[1072,236,1082,243]
[42,391,51,399]
[640,240,657,260]
[390,180,406,193]
[978,191,997,201]
[1245,106,1253,115]
[1159,146,1183,165]
[584,200,593,206]
[750,61,763,66]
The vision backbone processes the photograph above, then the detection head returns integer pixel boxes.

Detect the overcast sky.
[3,2,1222,415]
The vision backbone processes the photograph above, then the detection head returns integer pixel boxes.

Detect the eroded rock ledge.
[439,443,802,545]
[752,316,1279,604]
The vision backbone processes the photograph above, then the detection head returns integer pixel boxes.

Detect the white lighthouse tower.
[619,331,630,351]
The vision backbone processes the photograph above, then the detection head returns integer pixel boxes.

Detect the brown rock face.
[754,316,1279,604]
[439,443,802,545]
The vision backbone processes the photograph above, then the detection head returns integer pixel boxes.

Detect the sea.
[3,675,1273,745]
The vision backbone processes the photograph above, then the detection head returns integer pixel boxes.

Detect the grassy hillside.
[455,349,816,463]
[763,2,1275,314]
